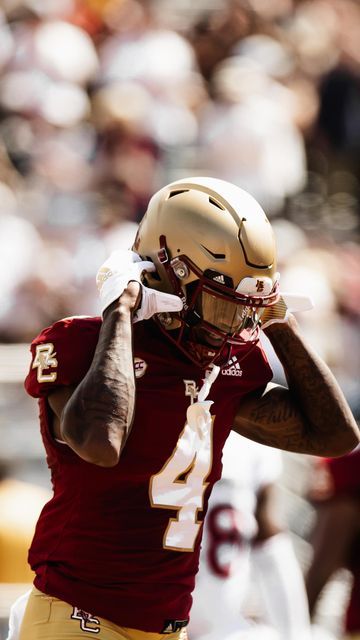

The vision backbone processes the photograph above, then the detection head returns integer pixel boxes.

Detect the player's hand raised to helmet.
[261,293,314,330]
[96,250,183,321]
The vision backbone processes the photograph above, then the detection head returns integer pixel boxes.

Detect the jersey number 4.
[149,416,214,552]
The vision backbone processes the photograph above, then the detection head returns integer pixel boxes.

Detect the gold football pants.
[19,587,188,640]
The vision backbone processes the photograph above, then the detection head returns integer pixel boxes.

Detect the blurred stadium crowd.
[0,0,359,637]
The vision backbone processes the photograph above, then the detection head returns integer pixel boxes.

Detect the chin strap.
[186,364,220,439]
[198,364,221,402]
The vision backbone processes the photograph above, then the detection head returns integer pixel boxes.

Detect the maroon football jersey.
[313,449,360,633]
[24,316,272,632]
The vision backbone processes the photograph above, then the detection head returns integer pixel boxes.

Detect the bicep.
[47,385,76,441]
[233,383,317,454]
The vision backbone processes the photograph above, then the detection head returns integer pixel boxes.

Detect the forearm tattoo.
[235,318,359,455]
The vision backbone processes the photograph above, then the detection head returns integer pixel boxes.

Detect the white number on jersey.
[149,413,214,552]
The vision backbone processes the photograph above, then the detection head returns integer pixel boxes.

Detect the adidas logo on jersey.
[221,356,243,377]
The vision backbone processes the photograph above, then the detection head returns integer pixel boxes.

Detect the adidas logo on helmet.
[213,274,226,284]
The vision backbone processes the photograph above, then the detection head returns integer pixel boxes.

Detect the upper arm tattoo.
[233,386,319,454]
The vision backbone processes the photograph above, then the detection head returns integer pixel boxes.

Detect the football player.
[189,431,311,640]
[306,445,360,640]
[18,177,358,639]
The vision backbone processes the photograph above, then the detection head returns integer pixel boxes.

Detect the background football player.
[306,445,360,640]
[188,431,311,640]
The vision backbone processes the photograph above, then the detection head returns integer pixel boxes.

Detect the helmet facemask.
[153,245,279,368]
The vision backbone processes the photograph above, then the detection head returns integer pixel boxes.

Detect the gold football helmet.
[133,176,279,366]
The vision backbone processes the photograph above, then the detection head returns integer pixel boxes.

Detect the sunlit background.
[0,0,359,637]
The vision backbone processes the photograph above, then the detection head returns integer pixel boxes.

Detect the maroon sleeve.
[326,447,360,497]
[24,316,101,398]
[309,447,360,503]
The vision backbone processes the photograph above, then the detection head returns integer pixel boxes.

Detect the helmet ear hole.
[185,280,200,300]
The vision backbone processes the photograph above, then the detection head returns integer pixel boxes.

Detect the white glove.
[261,293,314,330]
[96,250,183,320]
